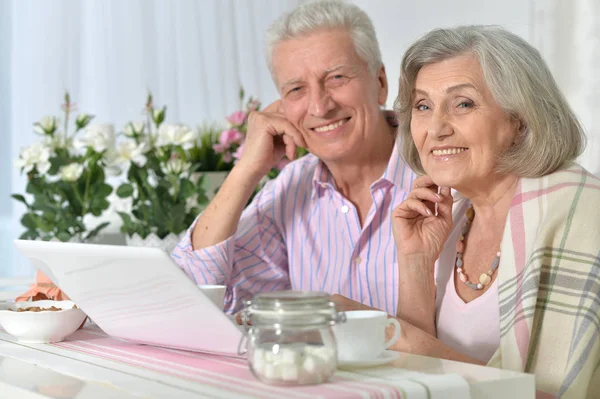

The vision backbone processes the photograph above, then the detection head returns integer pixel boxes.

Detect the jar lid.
[243,291,343,327]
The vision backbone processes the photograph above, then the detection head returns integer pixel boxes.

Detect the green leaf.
[20,230,40,240]
[85,222,110,241]
[116,183,134,198]
[179,178,195,199]
[21,213,38,230]
[32,198,58,213]
[56,232,72,242]
[196,189,209,207]
[95,183,113,198]
[11,194,29,207]
[26,180,44,196]
[35,217,54,233]
[117,211,133,224]
[89,198,110,216]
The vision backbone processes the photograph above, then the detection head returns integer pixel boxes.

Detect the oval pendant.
[479,273,492,286]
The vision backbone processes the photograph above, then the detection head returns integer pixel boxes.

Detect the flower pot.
[125,232,185,254]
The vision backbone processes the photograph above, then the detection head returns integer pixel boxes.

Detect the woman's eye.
[414,104,429,111]
[457,101,474,109]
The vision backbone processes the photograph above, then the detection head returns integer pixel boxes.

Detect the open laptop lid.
[13,239,244,358]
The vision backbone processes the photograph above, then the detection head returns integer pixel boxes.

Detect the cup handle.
[384,318,401,349]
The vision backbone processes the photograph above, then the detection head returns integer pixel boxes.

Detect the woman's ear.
[512,117,527,145]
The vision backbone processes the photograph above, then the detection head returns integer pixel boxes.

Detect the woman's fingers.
[412,175,436,190]
[407,187,443,203]
[395,198,434,218]
[436,187,453,222]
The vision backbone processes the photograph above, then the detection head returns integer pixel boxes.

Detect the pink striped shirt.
[171,140,416,314]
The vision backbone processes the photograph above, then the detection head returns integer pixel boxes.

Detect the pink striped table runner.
[51,326,407,398]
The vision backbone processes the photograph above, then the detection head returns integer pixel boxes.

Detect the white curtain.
[1,0,302,277]
[531,0,600,176]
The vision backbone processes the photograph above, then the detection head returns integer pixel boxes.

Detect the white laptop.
[13,239,244,357]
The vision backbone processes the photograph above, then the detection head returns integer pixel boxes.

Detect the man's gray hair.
[265,0,382,80]
[394,25,585,177]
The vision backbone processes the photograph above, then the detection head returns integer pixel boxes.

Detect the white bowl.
[0,300,86,343]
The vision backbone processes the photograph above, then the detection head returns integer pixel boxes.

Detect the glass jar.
[238,291,345,385]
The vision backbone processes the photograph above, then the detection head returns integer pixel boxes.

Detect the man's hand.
[236,100,307,179]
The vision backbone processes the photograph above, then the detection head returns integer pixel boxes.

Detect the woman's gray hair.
[265,0,382,80]
[394,25,585,177]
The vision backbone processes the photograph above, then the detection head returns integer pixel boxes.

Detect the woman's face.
[410,54,519,190]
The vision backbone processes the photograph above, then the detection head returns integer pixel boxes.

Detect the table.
[0,326,535,399]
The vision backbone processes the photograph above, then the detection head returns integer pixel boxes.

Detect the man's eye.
[326,75,349,87]
[286,87,303,97]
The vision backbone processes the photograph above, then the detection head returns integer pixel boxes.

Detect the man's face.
[272,29,388,163]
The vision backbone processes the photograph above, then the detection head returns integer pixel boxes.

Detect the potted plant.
[113,94,209,252]
[12,93,115,243]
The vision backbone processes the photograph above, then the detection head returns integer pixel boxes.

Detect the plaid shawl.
[486,163,600,398]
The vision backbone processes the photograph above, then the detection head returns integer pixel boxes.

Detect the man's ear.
[377,65,388,106]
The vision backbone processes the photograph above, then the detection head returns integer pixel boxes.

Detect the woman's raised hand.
[392,176,453,264]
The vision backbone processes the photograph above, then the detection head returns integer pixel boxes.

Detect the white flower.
[75,113,94,128]
[34,116,60,135]
[59,163,84,182]
[74,124,115,153]
[186,193,199,212]
[15,142,52,174]
[157,124,196,149]
[112,141,148,168]
[123,122,145,138]
[102,152,123,176]
[160,157,191,176]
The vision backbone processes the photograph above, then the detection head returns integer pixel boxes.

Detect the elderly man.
[172,0,416,314]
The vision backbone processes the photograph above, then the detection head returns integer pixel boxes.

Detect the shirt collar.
[311,135,408,198]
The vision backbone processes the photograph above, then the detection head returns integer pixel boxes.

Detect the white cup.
[333,310,401,362]
[198,285,226,310]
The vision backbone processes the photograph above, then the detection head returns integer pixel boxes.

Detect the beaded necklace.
[455,206,500,290]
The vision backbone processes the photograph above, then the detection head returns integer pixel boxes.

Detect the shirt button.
[341,205,349,213]
[354,257,362,264]
[320,183,327,188]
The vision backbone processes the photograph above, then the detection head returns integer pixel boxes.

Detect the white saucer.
[337,350,401,369]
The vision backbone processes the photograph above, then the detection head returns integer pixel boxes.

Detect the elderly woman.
[390,26,600,398]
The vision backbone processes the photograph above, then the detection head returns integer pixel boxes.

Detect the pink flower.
[226,111,247,126]
[219,128,243,145]
[212,143,228,153]
[213,128,243,154]
[222,151,233,163]
[232,143,245,163]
